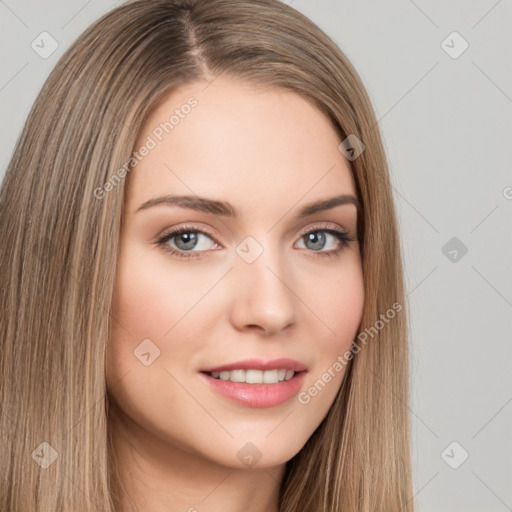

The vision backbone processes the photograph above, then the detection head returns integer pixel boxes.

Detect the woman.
[0,0,414,510]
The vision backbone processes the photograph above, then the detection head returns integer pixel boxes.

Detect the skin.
[106,75,365,512]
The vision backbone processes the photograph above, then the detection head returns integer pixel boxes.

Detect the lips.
[198,358,308,408]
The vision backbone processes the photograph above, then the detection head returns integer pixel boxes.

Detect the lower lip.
[199,371,307,408]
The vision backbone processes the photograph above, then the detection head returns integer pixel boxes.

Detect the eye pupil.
[175,232,198,250]
[305,232,326,251]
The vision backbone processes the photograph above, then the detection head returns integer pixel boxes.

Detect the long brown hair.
[0,0,414,510]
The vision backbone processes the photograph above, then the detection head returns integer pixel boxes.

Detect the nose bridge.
[230,234,297,333]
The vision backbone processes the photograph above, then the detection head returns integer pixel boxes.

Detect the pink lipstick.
[199,358,307,408]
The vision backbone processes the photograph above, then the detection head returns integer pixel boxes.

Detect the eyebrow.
[135,193,360,218]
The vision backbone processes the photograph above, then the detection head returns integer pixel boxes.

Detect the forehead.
[126,76,356,215]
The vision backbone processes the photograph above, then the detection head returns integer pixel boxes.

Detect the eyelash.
[155,223,356,261]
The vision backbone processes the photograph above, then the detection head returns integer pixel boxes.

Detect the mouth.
[198,358,308,408]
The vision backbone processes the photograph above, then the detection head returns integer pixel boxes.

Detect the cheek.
[106,248,200,385]
[307,253,365,348]
[106,242,230,393]
[105,251,210,438]
[110,245,211,340]
[328,272,365,346]
[296,257,364,409]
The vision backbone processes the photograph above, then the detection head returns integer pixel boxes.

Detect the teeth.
[208,369,297,384]
[246,369,263,384]
[230,369,246,382]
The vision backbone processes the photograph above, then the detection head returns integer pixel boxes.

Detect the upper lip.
[201,358,307,373]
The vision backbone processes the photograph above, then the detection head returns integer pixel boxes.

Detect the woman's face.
[106,75,364,470]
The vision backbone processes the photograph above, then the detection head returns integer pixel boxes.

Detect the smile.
[206,368,296,384]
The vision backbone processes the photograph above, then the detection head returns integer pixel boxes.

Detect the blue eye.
[297,228,353,257]
[156,225,219,260]
[156,224,355,261]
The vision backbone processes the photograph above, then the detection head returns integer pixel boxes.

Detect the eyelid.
[155,223,218,243]
[296,221,353,239]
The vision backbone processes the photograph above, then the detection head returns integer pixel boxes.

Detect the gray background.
[1,1,511,510]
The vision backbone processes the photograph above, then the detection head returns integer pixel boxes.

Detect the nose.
[229,241,297,336]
